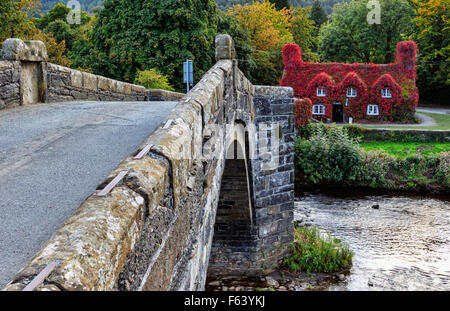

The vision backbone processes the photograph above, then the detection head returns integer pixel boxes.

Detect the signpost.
[183,59,194,93]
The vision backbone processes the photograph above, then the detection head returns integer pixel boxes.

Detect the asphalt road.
[0,101,177,288]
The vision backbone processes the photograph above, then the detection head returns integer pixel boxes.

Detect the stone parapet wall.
[0,38,184,110]
[46,63,184,103]
[46,63,146,102]
[0,61,21,110]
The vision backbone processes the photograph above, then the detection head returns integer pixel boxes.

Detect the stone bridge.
[1,35,294,291]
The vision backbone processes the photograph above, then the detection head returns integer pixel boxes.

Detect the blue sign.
[183,60,193,92]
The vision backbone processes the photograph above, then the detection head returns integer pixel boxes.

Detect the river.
[295,191,450,291]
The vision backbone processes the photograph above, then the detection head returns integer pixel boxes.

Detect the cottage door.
[332,102,344,123]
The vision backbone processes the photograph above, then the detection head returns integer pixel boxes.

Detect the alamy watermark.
[66,0,81,25]
[175,122,281,171]
[367,0,381,24]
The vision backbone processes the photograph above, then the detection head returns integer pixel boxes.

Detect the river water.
[294,191,450,291]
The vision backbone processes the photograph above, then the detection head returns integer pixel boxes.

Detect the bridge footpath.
[0,100,177,288]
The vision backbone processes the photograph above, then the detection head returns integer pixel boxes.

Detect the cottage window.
[381,88,392,98]
[312,104,325,115]
[347,87,357,97]
[367,104,379,116]
[316,87,326,97]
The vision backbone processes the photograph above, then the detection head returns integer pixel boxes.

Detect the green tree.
[291,7,319,62]
[34,31,72,67]
[44,20,75,49]
[412,0,449,101]
[68,17,118,76]
[36,3,92,50]
[318,0,415,64]
[92,0,218,91]
[310,0,328,33]
[36,3,91,30]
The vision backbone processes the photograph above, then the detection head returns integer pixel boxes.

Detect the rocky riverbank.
[205,269,349,291]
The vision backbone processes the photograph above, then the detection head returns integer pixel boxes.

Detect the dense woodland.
[1,0,448,104]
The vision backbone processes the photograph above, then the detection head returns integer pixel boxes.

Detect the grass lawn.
[361,141,450,158]
[361,112,450,130]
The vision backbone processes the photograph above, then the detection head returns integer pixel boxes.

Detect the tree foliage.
[412,0,449,97]
[310,0,327,31]
[227,0,294,84]
[217,10,256,81]
[228,0,293,51]
[134,69,175,91]
[318,0,415,64]
[92,0,218,91]
[34,31,71,66]
[291,7,318,61]
[290,0,350,14]
[0,0,41,42]
[36,3,93,50]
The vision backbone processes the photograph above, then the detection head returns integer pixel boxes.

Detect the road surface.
[0,101,177,288]
[416,107,450,115]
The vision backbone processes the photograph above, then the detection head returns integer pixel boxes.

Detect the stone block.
[70,70,83,88]
[254,86,293,98]
[215,34,236,61]
[106,155,170,215]
[82,72,98,91]
[1,39,47,61]
[0,60,16,71]
[123,83,132,95]
[115,82,132,95]
[47,63,71,74]
[131,84,146,93]
[97,76,108,91]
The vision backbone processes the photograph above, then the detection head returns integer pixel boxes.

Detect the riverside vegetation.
[283,225,353,273]
[295,123,450,194]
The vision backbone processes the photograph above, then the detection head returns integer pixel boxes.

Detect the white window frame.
[381,87,392,98]
[347,87,357,98]
[367,104,379,116]
[312,104,325,115]
[316,87,326,97]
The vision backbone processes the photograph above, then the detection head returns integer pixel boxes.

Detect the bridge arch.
[208,122,257,274]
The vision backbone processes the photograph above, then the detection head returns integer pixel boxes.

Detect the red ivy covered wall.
[294,98,312,128]
[281,41,419,122]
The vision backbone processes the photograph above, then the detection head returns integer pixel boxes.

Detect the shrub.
[295,124,362,185]
[134,69,175,91]
[295,123,449,193]
[357,150,393,188]
[435,152,450,188]
[284,226,353,273]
